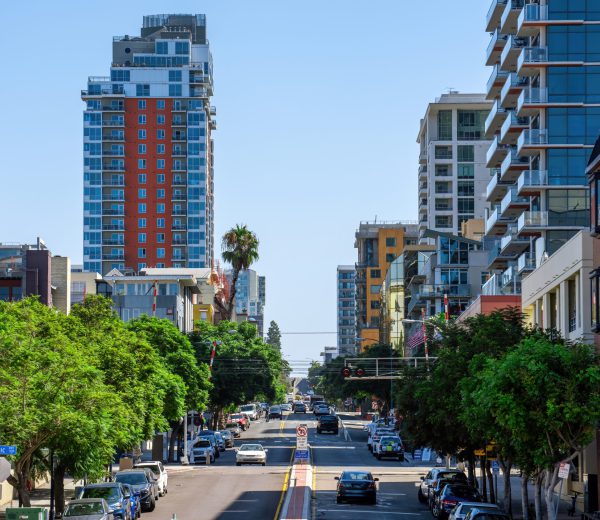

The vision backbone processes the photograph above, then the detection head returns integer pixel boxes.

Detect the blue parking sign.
[0,446,17,456]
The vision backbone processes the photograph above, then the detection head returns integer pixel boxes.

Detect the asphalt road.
[311,413,430,520]
[141,412,301,520]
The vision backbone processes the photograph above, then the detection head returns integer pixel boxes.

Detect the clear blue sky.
[0,0,490,371]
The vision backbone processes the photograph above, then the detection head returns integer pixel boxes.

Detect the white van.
[240,403,258,420]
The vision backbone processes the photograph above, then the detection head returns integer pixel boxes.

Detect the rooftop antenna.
[446,87,458,94]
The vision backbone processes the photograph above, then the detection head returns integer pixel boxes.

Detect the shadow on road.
[212,489,283,520]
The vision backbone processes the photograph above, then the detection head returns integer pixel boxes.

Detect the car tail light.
[442,500,458,507]
[369,482,376,489]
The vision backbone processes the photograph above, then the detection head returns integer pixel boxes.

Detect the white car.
[236,443,268,466]
[449,502,500,520]
[368,427,395,451]
[189,438,215,465]
[240,404,258,421]
[134,461,168,496]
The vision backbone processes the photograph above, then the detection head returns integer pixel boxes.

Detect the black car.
[433,484,481,519]
[335,470,378,504]
[115,470,157,512]
[317,414,339,434]
[428,474,469,509]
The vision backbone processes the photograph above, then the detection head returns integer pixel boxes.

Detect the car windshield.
[194,440,211,448]
[381,437,398,444]
[447,486,480,500]
[115,473,147,485]
[341,472,372,481]
[462,505,497,515]
[440,471,466,480]
[240,405,254,412]
[65,503,104,516]
[225,423,239,429]
[136,464,159,475]
[81,487,119,501]
[230,414,243,419]
[240,444,263,451]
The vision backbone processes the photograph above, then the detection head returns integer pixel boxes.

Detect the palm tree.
[218,224,259,321]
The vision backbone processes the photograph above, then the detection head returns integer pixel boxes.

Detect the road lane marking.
[318,510,423,515]
[273,447,295,520]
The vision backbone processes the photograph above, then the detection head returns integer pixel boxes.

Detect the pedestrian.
[199,413,205,431]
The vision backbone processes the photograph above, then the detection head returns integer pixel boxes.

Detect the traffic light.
[341,367,351,378]
[355,368,365,377]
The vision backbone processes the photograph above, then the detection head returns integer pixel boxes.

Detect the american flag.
[406,328,425,351]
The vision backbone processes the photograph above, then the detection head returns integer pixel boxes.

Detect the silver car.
[449,502,500,520]
[63,498,113,519]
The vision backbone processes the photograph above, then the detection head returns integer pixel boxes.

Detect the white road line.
[318,510,423,516]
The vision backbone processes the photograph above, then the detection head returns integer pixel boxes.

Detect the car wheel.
[369,497,377,505]
[149,498,156,512]
[399,454,405,462]
[336,497,343,504]
[317,428,321,434]
[377,454,382,460]
[432,503,440,518]
[418,488,427,503]
[236,462,241,466]
[262,462,266,466]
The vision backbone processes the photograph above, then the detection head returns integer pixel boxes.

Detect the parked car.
[236,443,268,466]
[463,507,510,520]
[294,402,307,413]
[281,403,292,412]
[120,484,140,519]
[240,403,259,421]
[260,402,269,412]
[449,502,500,520]
[134,461,168,497]
[190,438,215,464]
[63,498,113,520]
[114,470,159,512]
[76,483,133,519]
[317,414,339,434]
[313,404,330,416]
[368,427,395,452]
[225,421,242,438]
[219,429,235,448]
[268,405,283,419]
[335,470,378,505]
[230,413,250,430]
[371,431,400,455]
[213,431,226,452]
[198,431,221,458]
[433,484,482,519]
[418,468,467,503]
[428,478,462,509]
[373,435,404,461]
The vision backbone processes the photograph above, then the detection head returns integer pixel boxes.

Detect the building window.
[157,203,165,213]
[138,248,146,258]
[157,130,165,139]
[370,269,381,278]
[435,215,453,228]
[370,285,381,294]
[157,114,165,125]
[457,181,474,196]
[157,189,165,199]
[157,218,165,228]
[157,248,166,259]
[169,70,182,82]
[138,129,146,139]
[457,198,474,213]
[157,174,165,184]
[138,203,146,214]
[157,144,165,154]
[138,233,146,243]
[591,269,600,333]
[138,159,146,169]
[370,300,381,310]
[435,165,451,177]
[157,99,165,109]
[385,253,396,262]
[435,146,453,159]
[138,144,146,154]
[157,159,165,169]
[547,189,589,227]
[156,41,168,54]
[457,145,475,162]
[457,110,486,140]
[438,110,453,140]
[138,218,146,228]
[169,84,182,97]
[138,114,146,124]
[458,164,475,178]
[138,100,146,110]
[136,84,150,97]
[385,237,396,247]
[435,198,452,210]
[138,174,146,184]
[435,181,452,194]
[157,233,165,243]
[138,189,146,199]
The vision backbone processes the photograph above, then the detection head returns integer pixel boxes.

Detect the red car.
[229,413,250,431]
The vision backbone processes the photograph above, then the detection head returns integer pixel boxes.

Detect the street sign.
[558,462,570,479]
[297,437,308,450]
[296,425,308,437]
[0,458,11,482]
[492,460,500,474]
[295,450,309,460]
[413,449,422,461]
[0,446,16,456]
[422,448,431,462]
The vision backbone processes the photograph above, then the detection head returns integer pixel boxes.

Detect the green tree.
[474,334,600,520]
[217,225,260,320]
[127,316,211,461]
[190,320,285,427]
[266,320,282,350]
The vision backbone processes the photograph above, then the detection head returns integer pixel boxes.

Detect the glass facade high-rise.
[82,14,215,274]
[483,1,592,295]
[337,265,357,356]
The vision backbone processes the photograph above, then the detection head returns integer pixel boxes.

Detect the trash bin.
[5,507,48,520]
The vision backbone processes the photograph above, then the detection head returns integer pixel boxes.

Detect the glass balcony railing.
[500,186,528,214]
[485,100,507,133]
[482,272,521,296]
[500,112,529,139]
[487,65,509,95]
[518,210,548,231]
[518,46,548,69]
[518,129,548,150]
[517,251,535,272]
[487,0,508,30]
[486,204,501,234]
[500,73,528,103]
[517,170,548,192]
[520,3,548,24]
[487,29,508,63]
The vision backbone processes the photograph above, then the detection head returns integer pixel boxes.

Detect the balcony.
[486,137,510,168]
[517,170,548,196]
[517,4,548,36]
[102,104,124,112]
[419,183,428,196]
[104,132,124,142]
[500,73,528,108]
[103,163,125,172]
[172,224,187,231]
[103,179,125,186]
[500,112,529,145]
[103,209,125,216]
[488,240,512,269]
[103,239,124,246]
[500,186,528,217]
[172,163,186,172]
[102,224,125,231]
[102,149,125,157]
[500,35,527,72]
[172,177,186,186]
[482,272,520,296]
[501,265,521,293]
[419,149,427,165]
[486,29,508,66]
[500,224,529,254]
[486,0,508,32]
[103,193,125,201]
[517,211,547,234]
[485,101,508,139]
[486,204,511,235]
[418,165,427,179]
[486,65,509,100]
[517,46,553,76]
[516,87,584,117]
[102,253,125,260]
[172,133,187,142]
[500,0,524,34]
[517,129,548,155]
[486,168,512,202]
[172,210,187,216]
[172,192,187,201]
[517,251,535,274]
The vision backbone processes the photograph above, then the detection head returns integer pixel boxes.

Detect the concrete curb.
[278,447,313,520]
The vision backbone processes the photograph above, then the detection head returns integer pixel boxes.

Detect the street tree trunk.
[7,459,32,507]
[534,473,544,520]
[522,473,530,520]
[544,466,560,520]
[486,460,496,504]
[467,455,477,488]
[168,419,183,462]
[500,459,512,516]
[53,461,67,516]
[481,458,488,502]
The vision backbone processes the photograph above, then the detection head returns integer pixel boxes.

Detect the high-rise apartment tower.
[82,14,216,274]
[337,265,357,356]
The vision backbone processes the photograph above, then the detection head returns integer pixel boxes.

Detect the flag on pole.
[444,294,449,321]
[406,328,425,350]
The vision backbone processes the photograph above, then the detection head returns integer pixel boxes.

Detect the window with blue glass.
[111,70,130,82]
[84,112,102,125]
[156,41,168,54]
[547,189,589,226]
[138,189,146,199]
[157,130,165,139]
[157,248,166,258]
[138,144,146,154]
[175,41,189,55]
[157,189,165,199]
[136,84,150,96]
[169,84,182,97]
[157,159,165,169]
[547,148,589,185]
[138,129,146,140]
[169,70,182,82]
[157,203,165,214]
[549,1,600,22]
[138,203,146,214]
[548,25,600,62]
[138,100,146,110]
[157,174,165,184]
[84,128,102,141]
[157,99,165,109]
[548,107,600,145]
[457,111,486,140]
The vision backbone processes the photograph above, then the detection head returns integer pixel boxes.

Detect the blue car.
[77,482,132,520]
[121,483,141,519]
